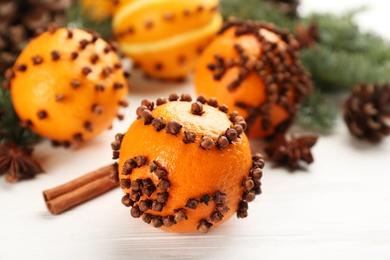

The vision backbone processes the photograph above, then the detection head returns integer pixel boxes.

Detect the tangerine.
[112,94,264,233]
[9,27,129,145]
[194,20,313,138]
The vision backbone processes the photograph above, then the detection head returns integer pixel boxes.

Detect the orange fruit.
[112,94,264,233]
[112,0,223,80]
[9,27,129,145]
[194,20,313,139]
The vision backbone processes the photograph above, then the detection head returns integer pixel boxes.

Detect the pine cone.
[0,0,74,74]
[265,134,318,171]
[266,0,300,18]
[343,83,390,143]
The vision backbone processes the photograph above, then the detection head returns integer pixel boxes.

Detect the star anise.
[265,134,318,171]
[0,143,44,183]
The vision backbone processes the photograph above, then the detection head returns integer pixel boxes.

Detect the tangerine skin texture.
[10,28,128,143]
[118,101,254,233]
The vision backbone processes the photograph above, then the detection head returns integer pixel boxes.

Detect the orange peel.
[112,94,264,233]
[194,20,313,138]
[9,27,129,145]
[112,0,223,80]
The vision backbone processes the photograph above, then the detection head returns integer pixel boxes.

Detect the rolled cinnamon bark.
[43,164,118,215]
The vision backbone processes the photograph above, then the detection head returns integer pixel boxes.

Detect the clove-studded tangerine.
[194,19,313,138]
[112,94,264,233]
[7,27,129,145]
[112,0,223,80]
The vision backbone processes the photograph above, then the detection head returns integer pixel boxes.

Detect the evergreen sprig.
[300,44,390,91]
[297,90,337,133]
[301,9,390,90]
[220,0,298,32]
[66,2,112,40]
[0,77,40,146]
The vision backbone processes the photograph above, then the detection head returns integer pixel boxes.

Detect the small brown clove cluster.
[135,94,248,151]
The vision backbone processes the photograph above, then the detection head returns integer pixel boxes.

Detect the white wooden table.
[1,1,390,259]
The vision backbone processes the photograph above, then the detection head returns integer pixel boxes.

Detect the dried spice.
[174,208,188,222]
[151,118,166,132]
[140,110,154,125]
[156,97,168,106]
[152,216,163,228]
[168,93,179,101]
[43,164,118,215]
[265,134,318,170]
[130,206,142,218]
[0,143,43,183]
[216,135,229,149]
[166,120,182,136]
[191,101,204,115]
[185,198,199,209]
[115,94,262,233]
[237,201,249,218]
[197,95,208,104]
[200,136,214,150]
[226,128,238,142]
[151,200,163,212]
[121,194,133,207]
[183,131,197,144]
[162,216,176,227]
[200,194,211,205]
[210,211,223,223]
[180,93,192,102]
[139,200,152,212]
[141,99,154,111]
[197,219,213,233]
[154,167,167,179]
[157,179,170,190]
[156,191,169,203]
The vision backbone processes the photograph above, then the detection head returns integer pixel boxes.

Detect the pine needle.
[297,90,337,133]
[66,2,113,40]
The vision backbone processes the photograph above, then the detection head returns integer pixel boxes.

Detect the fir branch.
[297,90,337,133]
[220,0,298,31]
[0,77,40,146]
[300,45,390,91]
[66,2,113,40]
[303,9,390,64]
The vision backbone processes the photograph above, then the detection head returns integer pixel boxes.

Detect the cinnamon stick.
[43,164,118,215]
